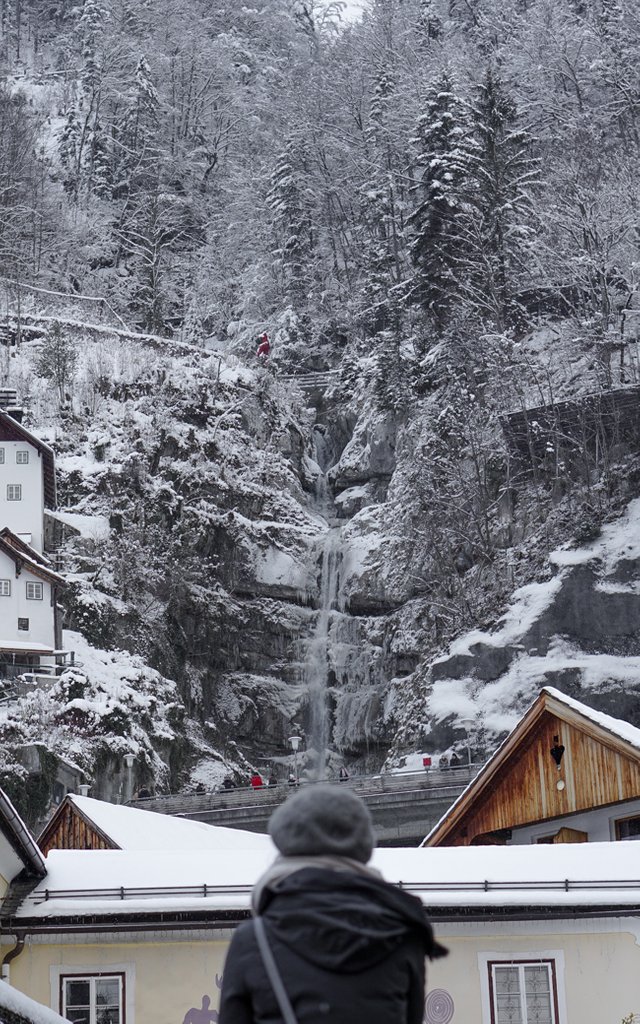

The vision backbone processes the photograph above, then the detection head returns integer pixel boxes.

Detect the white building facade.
[0,543,59,651]
[0,439,46,552]
[0,405,64,677]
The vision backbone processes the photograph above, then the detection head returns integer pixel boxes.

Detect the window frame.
[50,963,135,1024]
[26,581,44,601]
[478,951,566,1024]
[0,447,4,464]
[6,483,22,501]
[0,579,10,597]
[16,449,29,464]
[614,812,640,840]
[17,618,29,631]
[488,958,558,1024]
[59,972,126,1024]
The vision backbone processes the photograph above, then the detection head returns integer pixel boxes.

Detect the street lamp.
[123,753,135,803]
[460,717,474,766]
[288,735,302,784]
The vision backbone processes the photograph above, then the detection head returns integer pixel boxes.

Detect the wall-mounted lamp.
[460,717,475,765]
[550,735,565,770]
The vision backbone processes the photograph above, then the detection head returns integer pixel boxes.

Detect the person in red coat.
[256,333,270,359]
[250,771,264,789]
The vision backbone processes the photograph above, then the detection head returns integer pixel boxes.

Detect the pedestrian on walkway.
[219,785,447,1024]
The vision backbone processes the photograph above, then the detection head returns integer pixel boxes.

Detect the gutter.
[1,934,25,983]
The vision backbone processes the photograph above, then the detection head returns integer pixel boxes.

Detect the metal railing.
[27,875,640,906]
[130,764,482,816]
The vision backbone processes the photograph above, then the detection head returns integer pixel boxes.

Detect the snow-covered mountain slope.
[4,308,640,818]
[393,498,640,759]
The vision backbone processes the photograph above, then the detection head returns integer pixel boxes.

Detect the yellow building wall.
[6,922,640,1024]
[426,924,640,1023]
[9,934,230,1024]
[0,873,9,898]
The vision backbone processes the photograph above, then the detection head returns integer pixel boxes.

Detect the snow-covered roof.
[0,529,51,567]
[47,511,110,542]
[61,795,274,852]
[0,977,70,1024]
[15,842,640,920]
[0,642,55,654]
[423,686,640,846]
[542,685,640,751]
[0,531,65,585]
[0,788,46,880]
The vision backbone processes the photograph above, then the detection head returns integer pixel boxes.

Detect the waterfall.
[305,425,342,779]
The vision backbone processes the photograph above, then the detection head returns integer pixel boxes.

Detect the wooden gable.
[38,796,118,854]
[426,689,640,846]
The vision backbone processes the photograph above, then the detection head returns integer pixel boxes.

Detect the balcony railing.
[129,764,483,816]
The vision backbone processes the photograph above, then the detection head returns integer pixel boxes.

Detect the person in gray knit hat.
[219,785,447,1024]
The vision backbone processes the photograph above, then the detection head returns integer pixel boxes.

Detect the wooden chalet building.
[424,686,640,847]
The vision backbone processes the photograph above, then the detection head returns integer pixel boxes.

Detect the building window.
[7,484,22,501]
[17,618,29,631]
[61,974,125,1024]
[615,814,640,841]
[26,581,43,600]
[488,960,558,1024]
[0,580,10,596]
[16,450,29,464]
[0,448,4,463]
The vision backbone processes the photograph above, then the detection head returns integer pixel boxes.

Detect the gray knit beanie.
[268,785,375,863]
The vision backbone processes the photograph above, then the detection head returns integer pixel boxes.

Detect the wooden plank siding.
[441,710,640,846]
[38,798,116,854]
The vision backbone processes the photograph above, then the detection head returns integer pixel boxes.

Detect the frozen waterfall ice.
[305,424,342,778]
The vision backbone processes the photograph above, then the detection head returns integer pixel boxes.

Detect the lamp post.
[124,753,135,803]
[460,717,474,766]
[288,735,302,784]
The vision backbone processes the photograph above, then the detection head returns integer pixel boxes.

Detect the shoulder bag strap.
[253,916,299,1024]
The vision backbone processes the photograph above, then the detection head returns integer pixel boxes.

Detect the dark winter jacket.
[218,867,447,1024]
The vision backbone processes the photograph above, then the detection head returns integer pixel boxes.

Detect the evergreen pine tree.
[267,139,314,305]
[466,68,540,327]
[358,66,405,337]
[58,109,82,197]
[79,0,107,96]
[84,118,112,198]
[406,72,475,334]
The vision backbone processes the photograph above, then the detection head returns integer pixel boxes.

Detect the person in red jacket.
[250,771,264,789]
[256,333,270,360]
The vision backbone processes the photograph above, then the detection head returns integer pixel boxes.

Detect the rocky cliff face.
[401,499,640,760]
[4,317,640,813]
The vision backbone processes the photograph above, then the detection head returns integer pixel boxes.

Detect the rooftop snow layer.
[48,511,110,541]
[541,685,640,751]
[69,795,274,851]
[16,843,640,918]
[0,978,70,1024]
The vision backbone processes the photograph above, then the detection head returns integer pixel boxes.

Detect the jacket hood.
[259,867,448,974]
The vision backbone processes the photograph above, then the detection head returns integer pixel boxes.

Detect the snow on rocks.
[421,499,640,742]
